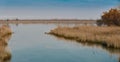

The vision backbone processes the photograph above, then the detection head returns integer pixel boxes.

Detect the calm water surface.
[8,24,120,62]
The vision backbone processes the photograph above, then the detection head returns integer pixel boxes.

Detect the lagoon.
[8,24,120,62]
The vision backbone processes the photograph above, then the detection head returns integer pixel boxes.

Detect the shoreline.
[0,25,12,62]
[48,26,120,49]
[0,20,96,24]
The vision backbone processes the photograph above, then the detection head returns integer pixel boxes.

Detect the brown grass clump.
[49,26,120,49]
[0,25,12,37]
[0,25,12,62]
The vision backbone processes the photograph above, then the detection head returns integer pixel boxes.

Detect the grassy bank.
[0,25,12,62]
[48,26,120,49]
[0,25,12,37]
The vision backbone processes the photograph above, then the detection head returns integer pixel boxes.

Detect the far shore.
[0,19,96,24]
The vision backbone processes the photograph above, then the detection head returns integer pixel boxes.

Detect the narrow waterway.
[8,24,120,62]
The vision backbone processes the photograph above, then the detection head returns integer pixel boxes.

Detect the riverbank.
[0,25,12,37]
[0,25,12,62]
[48,26,120,49]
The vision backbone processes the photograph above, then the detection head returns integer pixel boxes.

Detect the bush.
[96,19,104,26]
[101,8,120,26]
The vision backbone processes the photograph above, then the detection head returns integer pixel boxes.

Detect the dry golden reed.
[49,26,120,48]
[0,25,12,62]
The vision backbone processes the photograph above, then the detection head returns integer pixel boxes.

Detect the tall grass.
[49,26,120,48]
[0,25,12,37]
[0,25,12,62]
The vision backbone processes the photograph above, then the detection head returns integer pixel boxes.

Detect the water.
[8,24,120,62]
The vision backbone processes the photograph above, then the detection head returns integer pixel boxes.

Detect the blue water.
[8,24,120,62]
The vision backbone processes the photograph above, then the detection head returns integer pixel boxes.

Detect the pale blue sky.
[0,0,119,19]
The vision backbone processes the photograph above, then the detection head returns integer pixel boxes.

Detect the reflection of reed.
[79,42,120,55]
[0,25,12,62]
[50,33,120,62]
[54,34,120,54]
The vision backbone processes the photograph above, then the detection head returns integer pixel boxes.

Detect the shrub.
[96,19,104,26]
[101,8,120,26]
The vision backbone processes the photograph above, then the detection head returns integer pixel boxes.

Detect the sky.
[0,0,119,19]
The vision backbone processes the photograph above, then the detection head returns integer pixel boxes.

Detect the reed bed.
[0,25,12,37]
[49,26,120,49]
[0,25,12,62]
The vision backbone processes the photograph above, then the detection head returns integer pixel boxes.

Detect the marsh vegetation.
[0,25,12,62]
[49,26,120,49]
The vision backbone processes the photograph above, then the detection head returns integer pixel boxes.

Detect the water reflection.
[8,24,119,62]
[51,35,120,62]
[0,25,12,62]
